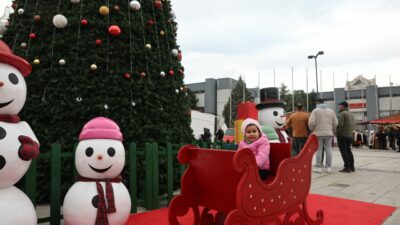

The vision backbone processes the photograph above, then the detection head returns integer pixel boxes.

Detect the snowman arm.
[19,121,40,146]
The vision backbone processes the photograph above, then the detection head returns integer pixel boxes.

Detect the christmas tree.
[2,0,193,150]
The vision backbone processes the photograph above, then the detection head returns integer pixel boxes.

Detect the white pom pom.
[171,49,179,57]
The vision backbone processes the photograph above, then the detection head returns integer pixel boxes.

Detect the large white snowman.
[256,87,289,143]
[0,40,40,225]
[63,117,131,225]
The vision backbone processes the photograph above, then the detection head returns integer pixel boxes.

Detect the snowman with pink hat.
[0,40,40,225]
[63,117,131,225]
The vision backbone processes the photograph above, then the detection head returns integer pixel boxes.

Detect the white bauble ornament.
[53,14,68,29]
[0,63,27,115]
[131,102,136,107]
[175,89,179,94]
[171,49,179,57]
[258,106,286,129]
[59,59,66,65]
[20,42,27,48]
[17,8,24,15]
[90,64,97,70]
[70,0,80,4]
[76,97,82,102]
[129,1,141,10]
[145,44,151,49]
[160,71,166,77]
[170,10,175,18]
[0,187,37,225]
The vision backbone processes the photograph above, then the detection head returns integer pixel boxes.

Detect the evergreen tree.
[222,77,252,128]
[3,0,193,149]
[2,0,193,202]
[186,88,198,110]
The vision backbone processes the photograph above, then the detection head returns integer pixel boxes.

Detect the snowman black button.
[92,195,99,208]
[0,126,6,139]
[0,155,5,170]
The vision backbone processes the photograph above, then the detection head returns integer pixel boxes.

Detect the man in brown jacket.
[285,103,309,156]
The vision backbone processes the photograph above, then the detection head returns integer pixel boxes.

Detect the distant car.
[223,128,235,143]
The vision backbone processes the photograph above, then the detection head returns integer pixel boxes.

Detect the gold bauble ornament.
[99,6,110,16]
[33,59,40,65]
[160,30,165,36]
[90,64,97,70]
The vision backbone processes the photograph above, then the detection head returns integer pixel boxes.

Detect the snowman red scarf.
[77,176,122,225]
[0,114,20,123]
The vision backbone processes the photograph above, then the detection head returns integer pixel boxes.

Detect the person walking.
[285,103,309,157]
[336,101,356,173]
[308,99,338,173]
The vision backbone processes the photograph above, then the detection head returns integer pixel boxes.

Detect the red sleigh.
[169,135,323,225]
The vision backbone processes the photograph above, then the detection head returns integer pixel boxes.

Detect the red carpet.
[126,194,397,225]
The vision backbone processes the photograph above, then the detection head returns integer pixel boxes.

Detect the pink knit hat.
[79,117,123,141]
[241,118,263,135]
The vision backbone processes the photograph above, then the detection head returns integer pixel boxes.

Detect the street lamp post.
[308,51,324,96]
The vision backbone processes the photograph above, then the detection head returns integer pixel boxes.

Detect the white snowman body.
[258,106,289,143]
[0,121,38,188]
[63,138,131,225]
[0,59,38,224]
[0,186,36,225]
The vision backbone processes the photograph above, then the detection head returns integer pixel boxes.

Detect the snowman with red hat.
[0,40,40,224]
[63,117,131,225]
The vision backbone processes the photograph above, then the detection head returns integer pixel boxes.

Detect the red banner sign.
[349,103,366,109]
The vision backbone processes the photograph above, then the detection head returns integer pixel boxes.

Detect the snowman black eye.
[107,147,115,157]
[0,127,6,140]
[273,111,278,116]
[8,73,19,85]
[85,147,94,157]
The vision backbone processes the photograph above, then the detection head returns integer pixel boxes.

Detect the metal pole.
[306,68,309,112]
[292,66,294,111]
[315,57,319,95]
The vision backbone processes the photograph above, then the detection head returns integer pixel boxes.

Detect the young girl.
[238,118,271,180]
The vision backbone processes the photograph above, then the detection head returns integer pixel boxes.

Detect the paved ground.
[36,146,400,224]
[310,146,400,225]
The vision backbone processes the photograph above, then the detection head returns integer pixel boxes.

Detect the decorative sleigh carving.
[169,135,323,225]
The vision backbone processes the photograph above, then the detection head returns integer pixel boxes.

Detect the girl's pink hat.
[241,118,263,135]
[79,117,123,141]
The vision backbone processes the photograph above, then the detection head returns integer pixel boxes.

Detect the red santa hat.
[79,117,123,141]
[0,40,32,77]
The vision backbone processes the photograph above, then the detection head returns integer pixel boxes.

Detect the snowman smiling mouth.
[275,121,283,126]
[0,99,14,108]
[89,164,112,173]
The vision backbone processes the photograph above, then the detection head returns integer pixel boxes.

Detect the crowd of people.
[285,100,356,173]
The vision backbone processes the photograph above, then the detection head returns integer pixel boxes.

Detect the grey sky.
[2,0,400,92]
[172,0,400,91]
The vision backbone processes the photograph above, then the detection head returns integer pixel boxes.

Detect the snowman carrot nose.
[97,154,103,160]
[0,81,4,87]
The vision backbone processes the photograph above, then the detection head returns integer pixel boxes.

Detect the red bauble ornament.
[95,39,102,45]
[108,25,121,36]
[33,15,41,22]
[81,19,88,25]
[124,73,131,79]
[154,0,162,9]
[29,33,36,39]
[140,72,146,77]
[147,19,155,26]
[168,70,174,76]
